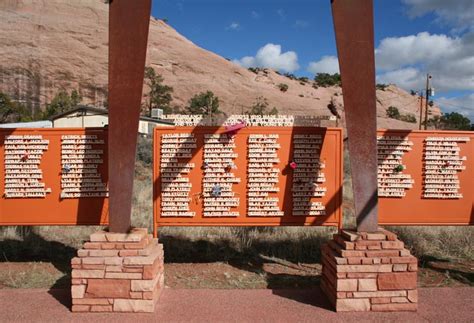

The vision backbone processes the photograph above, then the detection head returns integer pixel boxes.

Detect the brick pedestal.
[71,228,164,313]
[321,229,417,312]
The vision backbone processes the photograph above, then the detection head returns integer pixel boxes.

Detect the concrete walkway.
[1,287,472,322]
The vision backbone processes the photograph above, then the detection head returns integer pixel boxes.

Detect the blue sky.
[152,0,474,121]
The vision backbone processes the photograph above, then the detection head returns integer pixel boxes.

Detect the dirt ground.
[0,258,472,290]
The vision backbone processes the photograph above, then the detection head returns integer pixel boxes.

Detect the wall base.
[70,228,164,313]
[321,229,418,312]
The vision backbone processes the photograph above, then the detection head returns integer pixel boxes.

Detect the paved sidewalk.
[1,287,472,322]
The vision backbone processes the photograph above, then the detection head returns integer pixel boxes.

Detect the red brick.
[119,250,139,257]
[143,257,163,280]
[355,240,382,248]
[355,245,368,250]
[77,249,88,257]
[82,264,105,270]
[113,299,155,312]
[341,230,359,242]
[72,269,104,279]
[391,256,417,264]
[90,305,113,312]
[408,263,418,272]
[336,292,347,298]
[347,257,363,265]
[361,258,372,265]
[346,273,377,279]
[71,279,83,285]
[337,264,392,273]
[336,272,347,279]
[130,292,143,299]
[101,243,118,250]
[72,305,90,312]
[90,232,107,242]
[393,264,408,272]
[392,297,409,303]
[82,257,105,265]
[83,242,101,249]
[378,229,397,241]
[123,266,143,273]
[71,257,81,265]
[372,258,381,264]
[71,264,81,269]
[366,233,386,241]
[73,298,110,305]
[143,291,155,300]
[371,297,391,304]
[335,298,370,312]
[85,279,131,298]
[71,285,86,298]
[367,244,382,250]
[381,257,391,264]
[105,265,122,272]
[408,290,418,303]
[377,272,417,290]
[358,279,377,291]
[341,250,366,257]
[381,241,404,249]
[371,303,417,312]
[353,290,406,298]
[400,249,411,256]
[365,250,399,258]
[336,279,358,292]
[88,250,119,257]
[105,272,142,279]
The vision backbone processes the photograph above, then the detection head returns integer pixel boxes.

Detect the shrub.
[314,73,341,87]
[386,106,401,119]
[376,83,388,91]
[277,83,289,92]
[184,91,222,116]
[246,97,278,116]
[400,113,417,123]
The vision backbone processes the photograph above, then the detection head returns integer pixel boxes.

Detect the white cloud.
[436,94,474,121]
[277,9,286,21]
[226,22,240,31]
[375,32,474,92]
[307,56,340,74]
[232,43,299,73]
[294,20,309,29]
[251,11,259,19]
[376,67,424,90]
[403,0,474,31]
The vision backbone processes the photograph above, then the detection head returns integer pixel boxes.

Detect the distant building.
[0,120,52,128]
[50,106,173,136]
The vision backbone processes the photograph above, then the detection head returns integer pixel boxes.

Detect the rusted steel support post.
[331,0,379,232]
[108,0,151,233]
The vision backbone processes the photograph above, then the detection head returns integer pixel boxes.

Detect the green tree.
[0,92,36,122]
[0,92,15,122]
[43,89,82,118]
[441,112,471,130]
[386,106,401,119]
[246,96,278,116]
[185,91,221,116]
[314,73,341,87]
[143,67,174,115]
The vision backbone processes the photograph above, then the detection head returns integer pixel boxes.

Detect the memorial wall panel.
[153,126,343,232]
[378,130,473,225]
[0,128,109,225]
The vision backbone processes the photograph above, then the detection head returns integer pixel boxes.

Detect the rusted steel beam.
[108,0,151,233]
[331,0,379,232]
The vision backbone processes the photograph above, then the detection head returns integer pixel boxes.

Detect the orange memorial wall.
[153,126,344,234]
[0,128,109,225]
[378,130,473,225]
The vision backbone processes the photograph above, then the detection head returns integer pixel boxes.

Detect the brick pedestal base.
[321,229,417,312]
[71,228,164,313]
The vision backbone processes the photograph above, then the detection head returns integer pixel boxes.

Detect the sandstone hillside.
[0,0,440,129]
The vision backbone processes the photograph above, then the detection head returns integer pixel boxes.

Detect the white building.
[50,106,173,136]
